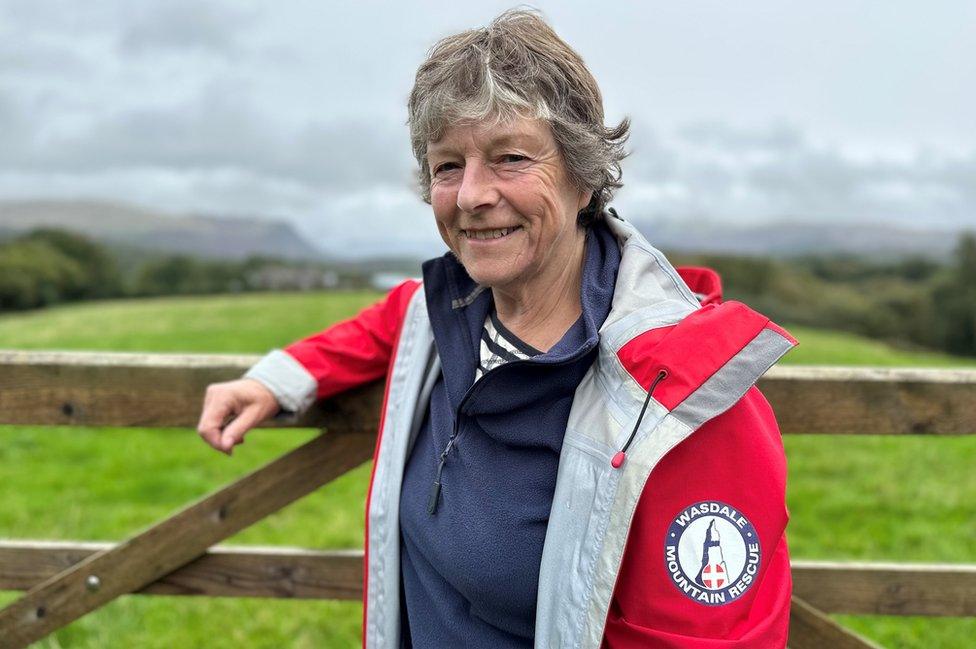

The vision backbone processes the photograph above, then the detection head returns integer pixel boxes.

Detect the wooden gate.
[1,350,974,648]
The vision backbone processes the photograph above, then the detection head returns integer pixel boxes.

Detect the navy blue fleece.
[398,221,621,648]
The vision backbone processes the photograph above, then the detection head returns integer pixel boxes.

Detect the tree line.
[673,233,976,357]
[0,228,359,311]
[2,227,975,357]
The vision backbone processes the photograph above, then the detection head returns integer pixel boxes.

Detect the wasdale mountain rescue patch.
[664,501,761,606]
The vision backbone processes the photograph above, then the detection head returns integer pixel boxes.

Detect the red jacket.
[261,259,794,647]
[244,212,796,648]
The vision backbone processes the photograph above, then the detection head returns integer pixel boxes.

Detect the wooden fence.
[0,350,974,648]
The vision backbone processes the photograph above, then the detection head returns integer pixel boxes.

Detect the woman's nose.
[456,159,500,213]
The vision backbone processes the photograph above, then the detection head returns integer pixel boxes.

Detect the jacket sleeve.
[602,386,791,648]
[243,279,421,417]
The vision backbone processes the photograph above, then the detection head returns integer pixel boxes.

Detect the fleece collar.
[421,220,621,414]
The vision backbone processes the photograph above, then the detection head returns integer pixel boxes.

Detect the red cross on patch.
[702,564,725,588]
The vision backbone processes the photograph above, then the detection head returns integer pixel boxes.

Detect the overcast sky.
[1,0,974,257]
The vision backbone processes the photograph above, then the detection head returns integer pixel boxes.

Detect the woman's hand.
[196,379,280,455]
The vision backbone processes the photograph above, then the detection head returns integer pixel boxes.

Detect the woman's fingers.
[217,404,264,454]
[197,385,235,451]
[197,379,279,455]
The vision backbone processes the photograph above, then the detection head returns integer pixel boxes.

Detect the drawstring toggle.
[612,368,668,469]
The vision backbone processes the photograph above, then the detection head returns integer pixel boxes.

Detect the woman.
[197,10,796,648]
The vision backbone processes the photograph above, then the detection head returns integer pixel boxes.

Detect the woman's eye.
[500,154,528,164]
[433,162,460,175]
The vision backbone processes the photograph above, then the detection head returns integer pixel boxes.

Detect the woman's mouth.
[460,226,523,241]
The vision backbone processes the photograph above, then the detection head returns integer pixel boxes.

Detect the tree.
[933,233,976,356]
[0,240,87,309]
[19,228,122,299]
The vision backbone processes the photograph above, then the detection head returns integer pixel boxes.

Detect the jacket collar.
[420,219,621,413]
[597,211,797,421]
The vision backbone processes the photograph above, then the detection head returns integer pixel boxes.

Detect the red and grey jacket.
[245,213,797,648]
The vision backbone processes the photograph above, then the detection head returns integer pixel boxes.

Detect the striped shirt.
[474,308,542,382]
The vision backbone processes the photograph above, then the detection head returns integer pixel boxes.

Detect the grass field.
[1,291,974,648]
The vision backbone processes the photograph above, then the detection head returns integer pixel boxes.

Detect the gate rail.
[1,350,974,648]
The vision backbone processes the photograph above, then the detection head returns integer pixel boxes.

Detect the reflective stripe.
[574,327,795,649]
[580,414,691,649]
[671,327,796,430]
[242,348,317,416]
[365,286,433,649]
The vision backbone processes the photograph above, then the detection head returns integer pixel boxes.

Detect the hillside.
[0,200,322,261]
[638,217,964,259]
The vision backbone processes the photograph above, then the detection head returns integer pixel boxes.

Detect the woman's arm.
[243,279,422,417]
[198,279,421,455]
[603,386,791,648]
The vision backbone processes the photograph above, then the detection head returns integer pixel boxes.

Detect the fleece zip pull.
[427,419,460,515]
[425,338,600,517]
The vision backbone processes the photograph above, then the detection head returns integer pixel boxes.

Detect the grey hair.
[407,8,629,227]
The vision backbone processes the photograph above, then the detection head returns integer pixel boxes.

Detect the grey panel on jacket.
[671,327,796,430]
[242,348,318,417]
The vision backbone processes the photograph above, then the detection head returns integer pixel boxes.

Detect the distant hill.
[637,217,963,260]
[2,199,966,263]
[0,200,322,261]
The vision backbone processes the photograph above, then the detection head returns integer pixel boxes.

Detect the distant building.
[371,272,415,291]
[246,266,340,291]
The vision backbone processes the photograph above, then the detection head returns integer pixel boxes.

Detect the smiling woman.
[198,8,799,648]
[426,119,591,349]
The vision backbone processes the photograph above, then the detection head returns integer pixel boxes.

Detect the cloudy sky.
[1,0,974,257]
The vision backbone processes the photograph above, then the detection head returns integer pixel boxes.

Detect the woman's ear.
[577,190,593,212]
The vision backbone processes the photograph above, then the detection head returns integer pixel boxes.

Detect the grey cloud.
[622,124,679,181]
[0,91,32,166]
[0,166,323,221]
[899,153,976,205]
[1,0,974,257]
[0,36,92,77]
[619,122,976,229]
[0,77,416,190]
[302,185,442,259]
[118,1,255,57]
[749,150,862,212]
[678,122,805,155]
[0,0,122,35]
[1,0,251,56]
[749,149,974,224]
[3,119,974,260]
[63,82,274,170]
[284,121,415,188]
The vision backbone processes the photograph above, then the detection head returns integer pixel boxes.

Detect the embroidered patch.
[664,500,761,606]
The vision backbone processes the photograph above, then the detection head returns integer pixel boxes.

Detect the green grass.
[0,291,380,353]
[778,324,976,367]
[1,291,974,648]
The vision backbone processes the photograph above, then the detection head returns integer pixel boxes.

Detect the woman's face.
[426,118,590,290]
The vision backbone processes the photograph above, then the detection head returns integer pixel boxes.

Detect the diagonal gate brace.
[0,430,374,648]
[788,595,884,649]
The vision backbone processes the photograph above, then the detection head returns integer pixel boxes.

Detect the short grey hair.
[408,8,629,227]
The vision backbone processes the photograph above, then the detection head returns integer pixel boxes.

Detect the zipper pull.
[427,443,452,515]
[612,368,668,469]
[427,477,443,515]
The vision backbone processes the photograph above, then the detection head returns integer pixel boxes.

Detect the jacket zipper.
[426,346,597,515]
